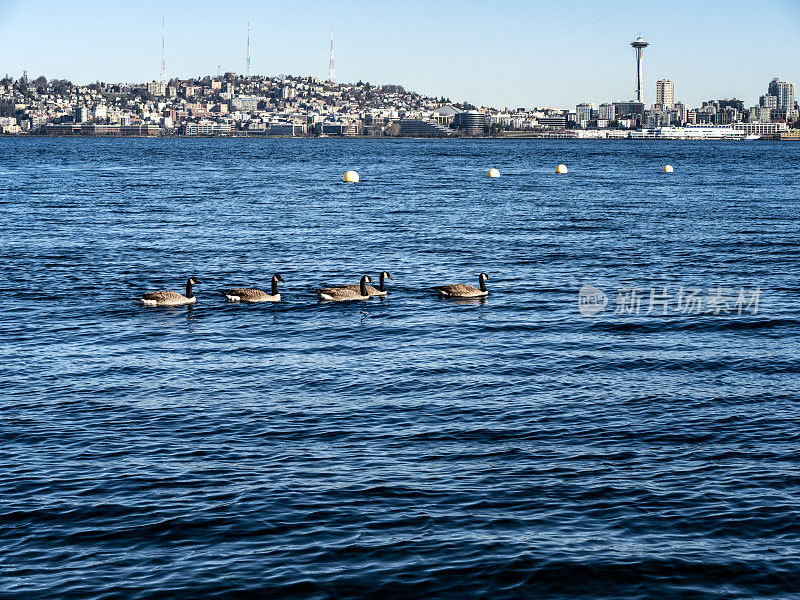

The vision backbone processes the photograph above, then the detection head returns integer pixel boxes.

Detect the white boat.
[744,134,761,140]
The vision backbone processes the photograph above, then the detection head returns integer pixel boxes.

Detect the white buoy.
[343,170,359,183]
[663,165,674,173]
[555,164,568,174]
[487,168,500,178]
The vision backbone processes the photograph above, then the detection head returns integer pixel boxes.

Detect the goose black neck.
[479,277,487,292]
[379,272,386,292]
[271,277,279,296]
[186,280,195,298]
[360,278,369,296]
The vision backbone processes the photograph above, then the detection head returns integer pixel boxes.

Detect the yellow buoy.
[555,164,568,174]
[487,168,500,178]
[662,165,674,173]
[343,170,360,183]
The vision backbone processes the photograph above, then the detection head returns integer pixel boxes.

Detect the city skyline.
[1,0,799,109]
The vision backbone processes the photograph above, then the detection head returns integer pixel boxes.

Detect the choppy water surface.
[1,138,799,599]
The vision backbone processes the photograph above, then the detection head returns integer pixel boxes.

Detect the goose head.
[380,271,393,281]
[188,277,201,285]
[479,273,489,282]
[273,273,284,282]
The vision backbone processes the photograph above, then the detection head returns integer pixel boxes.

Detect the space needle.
[631,36,649,103]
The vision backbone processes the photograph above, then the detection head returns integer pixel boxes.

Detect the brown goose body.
[318,283,380,296]
[433,273,490,298]
[319,271,393,298]
[139,277,201,306]
[221,274,283,303]
[317,275,373,301]
[222,288,279,302]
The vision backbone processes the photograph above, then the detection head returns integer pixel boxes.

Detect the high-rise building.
[598,103,615,121]
[768,78,794,111]
[674,101,687,124]
[760,94,777,109]
[631,37,649,103]
[718,98,744,112]
[656,79,674,108]
[576,103,593,127]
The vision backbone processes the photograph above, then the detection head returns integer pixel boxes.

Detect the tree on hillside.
[50,79,72,95]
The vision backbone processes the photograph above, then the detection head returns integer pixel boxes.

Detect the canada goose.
[433,273,490,298]
[139,277,201,306]
[317,275,373,301]
[220,274,284,302]
[319,271,393,297]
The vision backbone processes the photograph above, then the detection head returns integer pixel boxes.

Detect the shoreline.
[0,133,796,141]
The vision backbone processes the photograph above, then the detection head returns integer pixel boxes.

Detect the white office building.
[656,79,674,108]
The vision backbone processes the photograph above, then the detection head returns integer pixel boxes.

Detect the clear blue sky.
[1,0,799,109]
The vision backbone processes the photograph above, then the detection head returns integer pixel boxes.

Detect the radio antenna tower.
[246,20,251,78]
[161,17,166,83]
[328,26,336,84]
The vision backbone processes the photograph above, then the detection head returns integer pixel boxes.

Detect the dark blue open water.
[1,138,799,599]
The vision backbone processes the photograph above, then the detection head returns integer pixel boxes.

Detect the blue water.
[1,138,799,599]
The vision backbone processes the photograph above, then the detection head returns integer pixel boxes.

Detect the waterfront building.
[75,106,89,123]
[732,122,788,137]
[267,123,306,136]
[599,103,615,121]
[630,126,743,140]
[432,105,459,125]
[614,101,645,125]
[537,116,567,128]
[399,119,456,137]
[453,111,488,135]
[185,121,232,135]
[576,103,593,128]
[656,79,674,108]
[321,122,360,136]
[646,109,671,128]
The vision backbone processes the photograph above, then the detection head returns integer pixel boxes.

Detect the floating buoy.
[343,170,359,183]
[555,164,568,174]
[487,168,500,178]
[662,165,673,173]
